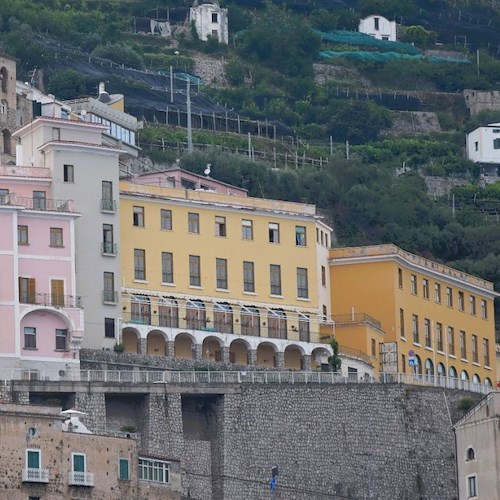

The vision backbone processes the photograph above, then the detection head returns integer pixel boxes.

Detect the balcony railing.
[103,290,118,304]
[331,313,382,331]
[68,471,94,487]
[101,242,118,255]
[338,345,372,365]
[22,468,50,483]
[100,199,116,212]
[2,195,76,212]
[20,293,82,308]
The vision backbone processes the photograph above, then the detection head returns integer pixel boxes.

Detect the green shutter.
[119,459,129,480]
[27,450,40,469]
[73,454,85,472]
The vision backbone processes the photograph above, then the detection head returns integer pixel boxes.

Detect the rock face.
[10,379,482,500]
[193,54,227,86]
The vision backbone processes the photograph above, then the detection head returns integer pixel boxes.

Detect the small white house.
[189,0,228,44]
[359,15,397,42]
[466,123,500,181]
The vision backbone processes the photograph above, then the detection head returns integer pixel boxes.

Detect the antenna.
[204,163,211,176]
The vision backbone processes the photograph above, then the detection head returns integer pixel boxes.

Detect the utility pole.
[170,65,174,104]
[186,79,193,154]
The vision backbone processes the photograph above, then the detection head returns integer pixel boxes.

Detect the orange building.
[330,244,498,386]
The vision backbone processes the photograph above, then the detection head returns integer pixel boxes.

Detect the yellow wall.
[330,248,497,383]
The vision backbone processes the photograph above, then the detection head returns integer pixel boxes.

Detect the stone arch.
[147,329,167,356]
[0,67,8,93]
[229,338,250,365]
[311,347,330,370]
[122,327,139,354]
[256,341,278,368]
[284,344,304,370]
[202,335,224,362]
[2,128,12,155]
[174,332,195,359]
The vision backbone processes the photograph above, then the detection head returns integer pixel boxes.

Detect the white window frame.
[466,474,478,498]
[71,452,87,472]
[138,457,170,484]
[26,448,41,469]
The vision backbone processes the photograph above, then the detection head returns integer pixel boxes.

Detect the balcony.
[20,293,82,308]
[0,194,76,212]
[100,199,116,212]
[22,468,50,483]
[101,242,117,255]
[331,313,382,331]
[68,471,94,487]
[103,290,118,304]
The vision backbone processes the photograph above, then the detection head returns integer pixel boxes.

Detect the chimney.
[98,81,106,96]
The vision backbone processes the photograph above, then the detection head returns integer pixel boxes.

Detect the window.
[297,267,309,298]
[494,138,500,150]
[103,272,116,303]
[243,261,255,292]
[446,287,453,307]
[299,315,310,342]
[448,327,455,356]
[18,225,28,245]
[436,323,443,351]
[189,255,201,286]
[216,258,228,289]
[72,453,86,473]
[133,206,144,227]
[371,339,376,356]
[466,447,475,461]
[131,295,151,324]
[412,314,419,344]
[139,457,170,484]
[102,224,114,254]
[214,303,233,334]
[322,305,328,321]
[188,212,199,234]
[161,209,172,230]
[26,449,41,469]
[24,327,36,349]
[467,475,478,498]
[321,266,326,287]
[159,298,179,328]
[212,12,218,23]
[410,274,417,295]
[422,279,429,299]
[402,354,406,373]
[51,279,64,307]
[134,249,146,280]
[295,226,306,246]
[398,268,403,288]
[0,188,8,204]
[215,216,227,237]
[474,141,478,152]
[241,306,260,336]
[241,219,253,240]
[55,329,67,350]
[162,252,174,284]
[270,264,282,295]
[268,309,287,339]
[481,299,488,319]
[460,330,467,359]
[434,283,441,303]
[424,319,431,347]
[472,335,478,363]
[101,181,114,211]
[374,17,380,30]
[483,338,490,366]
[400,308,405,338]
[19,277,36,303]
[268,223,280,243]
[470,296,476,315]
[458,291,465,311]
[63,164,74,182]
[119,458,130,481]
[33,191,46,210]
[50,227,63,247]
[104,318,115,338]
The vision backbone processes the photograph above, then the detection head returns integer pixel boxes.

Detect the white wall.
[190,3,228,44]
[359,15,397,41]
[466,125,500,164]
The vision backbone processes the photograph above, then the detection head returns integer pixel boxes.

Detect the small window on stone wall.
[466,447,476,461]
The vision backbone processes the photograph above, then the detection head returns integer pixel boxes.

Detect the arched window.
[425,358,434,382]
[0,99,7,114]
[0,67,8,93]
[241,306,260,336]
[449,366,457,379]
[131,295,151,325]
[158,297,178,328]
[413,354,422,376]
[485,377,492,387]
[186,299,206,330]
[461,370,469,381]
[466,447,475,461]
[267,309,287,339]
[213,302,233,334]
[472,374,481,385]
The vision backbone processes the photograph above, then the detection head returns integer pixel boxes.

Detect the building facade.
[359,15,397,41]
[466,123,500,182]
[454,391,500,500]
[119,169,344,372]
[330,245,497,386]
[0,164,83,377]
[13,117,123,351]
[190,1,229,44]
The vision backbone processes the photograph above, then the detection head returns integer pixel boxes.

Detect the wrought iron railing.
[102,290,118,304]
[11,196,75,212]
[100,199,116,212]
[332,313,382,330]
[101,242,118,255]
[19,293,82,308]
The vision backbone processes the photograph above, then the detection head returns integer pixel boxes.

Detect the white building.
[13,117,123,351]
[466,123,500,182]
[189,1,228,44]
[359,15,397,42]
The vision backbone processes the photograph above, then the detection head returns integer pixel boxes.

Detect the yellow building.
[118,168,342,371]
[330,244,498,386]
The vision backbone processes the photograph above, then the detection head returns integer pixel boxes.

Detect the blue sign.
[269,476,277,491]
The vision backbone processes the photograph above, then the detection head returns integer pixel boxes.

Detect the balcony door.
[51,279,64,307]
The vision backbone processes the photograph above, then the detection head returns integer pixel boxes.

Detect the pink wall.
[0,211,14,250]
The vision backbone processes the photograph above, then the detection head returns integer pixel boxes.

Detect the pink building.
[0,164,83,379]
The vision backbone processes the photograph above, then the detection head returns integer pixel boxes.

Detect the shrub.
[457,396,475,412]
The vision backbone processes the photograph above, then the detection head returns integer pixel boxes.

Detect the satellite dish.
[204,163,211,176]
[80,109,87,116]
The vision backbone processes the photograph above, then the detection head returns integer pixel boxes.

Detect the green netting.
[315,29,420,55]
[173,72,204,85]
[318,50,470,63]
